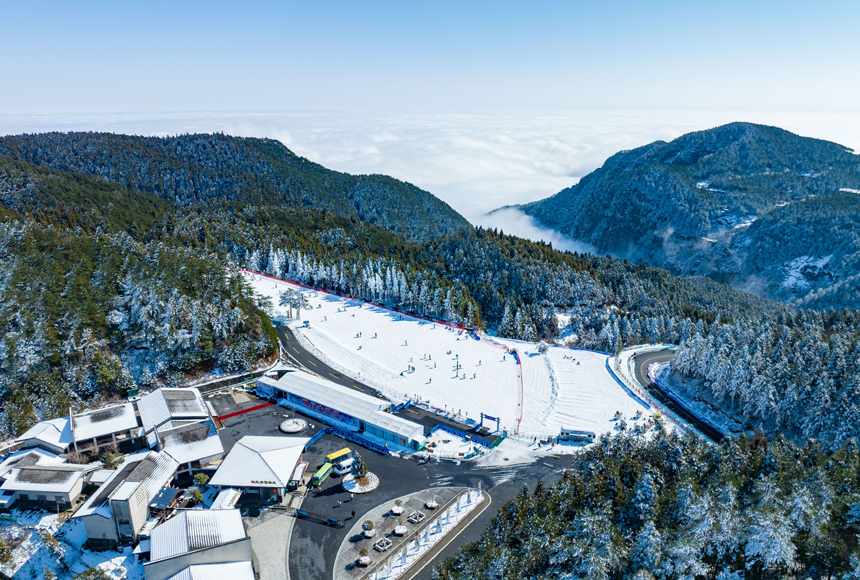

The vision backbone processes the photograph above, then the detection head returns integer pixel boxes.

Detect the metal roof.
[273,371,385,418]
[368,410,425,440]
[138,388,209,434]
[209,436,309,489]
[72,403,138,442]
[75,450,178,519]
[166,561,255,580]
[149,486,181,510]
[160,420,224,466]
[150,509,247,562]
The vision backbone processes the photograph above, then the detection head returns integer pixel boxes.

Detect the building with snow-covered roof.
[143,509,253,580]
[157,420,224,480]
[209,436,308,504]
[258,371,425,450]
[164,561,255,580]
[138,388,211,448]
[14,404,142,457]
[75,450,179,550]
[0,452,93,511]
[14,417,73,454]
[70,403,141,455]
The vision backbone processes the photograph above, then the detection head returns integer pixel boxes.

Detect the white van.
[333,457,355,476]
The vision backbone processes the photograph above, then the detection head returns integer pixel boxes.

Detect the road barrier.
[429,424,494,448]
[612,348,712,441]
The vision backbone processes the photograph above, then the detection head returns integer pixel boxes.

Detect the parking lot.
[212,392,571,580]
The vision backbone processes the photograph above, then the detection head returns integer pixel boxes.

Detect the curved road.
[632,349,724,443]
[277,325,385,399]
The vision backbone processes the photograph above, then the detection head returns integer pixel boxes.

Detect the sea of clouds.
[2,109,857,249]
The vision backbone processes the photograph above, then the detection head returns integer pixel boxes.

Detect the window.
[55,496,65,503]
[37,495,47,502]
[19,494,28,501]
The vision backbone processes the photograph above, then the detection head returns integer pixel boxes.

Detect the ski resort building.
[137,388,212,448]
[75,450,179,550]
[258,372,426,451]
[0,451,93,511]
[13,402,141,456]
[143,508,253,580]
[209,436,309,504]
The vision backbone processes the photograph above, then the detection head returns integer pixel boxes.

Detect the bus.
[312,463,333,487]
[325,448,352,465]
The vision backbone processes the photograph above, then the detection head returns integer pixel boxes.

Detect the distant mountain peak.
[512,122,860,309]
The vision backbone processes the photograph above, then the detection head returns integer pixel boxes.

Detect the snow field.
[0,511,142,580]
[246,272,650,440]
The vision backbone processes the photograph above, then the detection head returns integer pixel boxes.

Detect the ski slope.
[246,272,651,439]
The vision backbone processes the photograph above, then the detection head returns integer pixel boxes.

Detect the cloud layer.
[2,109,858,233]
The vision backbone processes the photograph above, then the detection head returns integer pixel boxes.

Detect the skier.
[479,360,481,366]
[350,493,354,501]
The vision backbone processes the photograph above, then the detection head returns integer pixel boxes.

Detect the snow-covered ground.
[246,272,650,441]
[0,510,142,580]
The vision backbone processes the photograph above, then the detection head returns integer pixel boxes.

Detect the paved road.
[277,326,386,399]
[632,349,724,443]
[290,428,571,580]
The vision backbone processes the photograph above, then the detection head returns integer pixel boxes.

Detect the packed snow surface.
[246,272,649,439]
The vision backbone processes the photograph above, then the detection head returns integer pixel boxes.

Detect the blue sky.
[2,0,858,113]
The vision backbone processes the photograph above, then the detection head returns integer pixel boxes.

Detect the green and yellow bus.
[325,448,352,465]
[312,463,333,487]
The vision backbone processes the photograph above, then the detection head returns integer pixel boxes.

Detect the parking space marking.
[408,409,420,415]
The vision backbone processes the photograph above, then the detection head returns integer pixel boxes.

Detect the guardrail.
[613,348,710,441]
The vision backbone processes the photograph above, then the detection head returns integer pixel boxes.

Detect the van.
[333,458,355,476]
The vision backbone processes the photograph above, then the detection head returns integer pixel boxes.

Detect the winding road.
[632,349,724,443]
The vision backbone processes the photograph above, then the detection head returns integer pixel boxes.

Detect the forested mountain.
[0,146,783,437]
[0,131,470,242]
[0,157,278,436]
[512,123,860,309]
[436,431,860,580]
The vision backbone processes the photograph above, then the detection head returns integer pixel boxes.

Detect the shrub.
[193,473,210,488]
[363,520,374,531]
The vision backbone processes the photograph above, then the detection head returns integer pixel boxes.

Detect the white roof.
[210,488,241,510]
[369,410,425,441]
[150,509,247,562]
[72,403,138,442]
[167,561,255,580]
[272,371,424,441]
[14,417,73,450]
[88,469,115,484]
[75,450,178,519]
[210,436,309,489]
[138,388,209,434]
[290,462,308,482]
[1,463,88,493]
[273,371,385,418]
[160,421,224,466]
